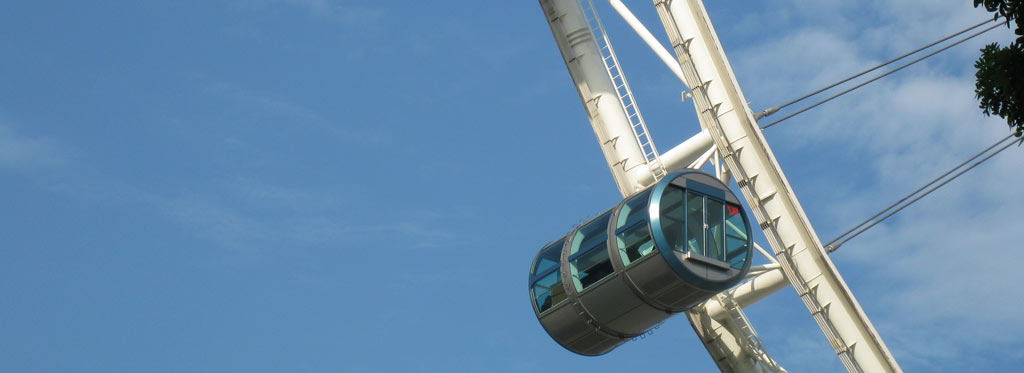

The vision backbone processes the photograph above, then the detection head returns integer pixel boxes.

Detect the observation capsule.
[528,169,753,356]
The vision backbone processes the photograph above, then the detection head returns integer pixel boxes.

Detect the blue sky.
[2,0,1022,371]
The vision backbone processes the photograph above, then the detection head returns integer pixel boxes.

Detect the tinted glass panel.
[616,190,653,265]
[725,204,749,269]
[725,204,747,240]
[573,247,614,290]
[659,186,685,252]
[685,192,705,254]
[618,221,654,265]
[726,237,748,269]
[569,211,612,291]
[532,271,566,313]
[569,211,612,256]
[532,239,565,277]
[706,198,725,261]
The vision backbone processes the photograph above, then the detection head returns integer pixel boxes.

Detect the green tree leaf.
[974,0,1024,141]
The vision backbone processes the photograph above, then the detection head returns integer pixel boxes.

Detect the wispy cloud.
[157,193,270,250]
[38,156,458,254]
[138,177,461,252]
[0,121,65,169]
[718,0,1024,369]
[290,0,384,25]
[237,0,385,26]
[204,81,393,146]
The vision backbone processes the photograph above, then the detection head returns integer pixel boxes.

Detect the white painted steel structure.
[539,0,902,371]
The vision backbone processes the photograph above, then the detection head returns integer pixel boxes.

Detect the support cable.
[760,20,1008,130]
[825,134,1016,252]
[755,17,1000,120]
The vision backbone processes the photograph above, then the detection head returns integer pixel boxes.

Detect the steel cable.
[760,20,1008,129]
[825,134,1016,252]
[755,17,1000,119]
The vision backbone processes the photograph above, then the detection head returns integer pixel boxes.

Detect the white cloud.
[0,122,65,169]
[706,0,1024,370]
[204,81,393,146]
[242,0,385,26]
[158,194,270,250]
[45,170,460,253]
[140,178,461,252]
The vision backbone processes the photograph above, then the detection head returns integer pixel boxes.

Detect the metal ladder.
[576,0,667,183]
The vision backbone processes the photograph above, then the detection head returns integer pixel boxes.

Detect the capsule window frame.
[530,238,563,279]
[529,238,568,314]
[680,189,734,266]
[646,171,755,292]
[531,270,567,314]
[613,189,656,267]
[567,210,614,292]
[570,242,615,291]
[723,203,750,269]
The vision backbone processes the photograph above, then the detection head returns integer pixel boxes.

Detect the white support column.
[652,0,901,371]
[635,129,713,187]
[540,0,654,195]
[707,268,788,319]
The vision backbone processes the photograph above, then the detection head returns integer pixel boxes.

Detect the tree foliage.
[974,0,1024,140]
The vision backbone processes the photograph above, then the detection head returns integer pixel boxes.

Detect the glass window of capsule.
[568,211,613,291]
[661,184,749,269]
[528,169,754,356]
[530,238,566,313]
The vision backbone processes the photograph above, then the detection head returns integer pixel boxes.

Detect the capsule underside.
[529,169,753,356]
